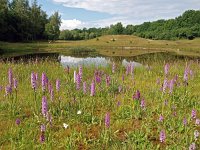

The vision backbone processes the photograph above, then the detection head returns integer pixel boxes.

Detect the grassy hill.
[1,35,200,57]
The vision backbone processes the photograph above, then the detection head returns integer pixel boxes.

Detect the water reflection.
[60,55,142,67]
[60,56,110,67]
[1,51,199,67]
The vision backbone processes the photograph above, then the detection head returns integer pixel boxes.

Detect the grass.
[0,56,199,149]
[1,35,200,58]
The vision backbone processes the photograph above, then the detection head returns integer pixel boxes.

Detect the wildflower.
[183,117,187,126]
[194,130,199,140]
[40,133,45,143]
[191,109,196,119]
[63,123,69,129]
[15,118,21,125]
[140,99,145,109]
[50,89,54,101]
[169,79,174,94]
[76,74,81,90]
[112,62,115,73]
[118,85,122,93]
[83,81,87,94]
[13,78,17,89]
[79,65,83,81]
[117,101,121,107]
[48,83,52,93]
[77,110,82,115]
[126,64,130,75]
[35,73,38,81]
[41,73,46,92]
[159,130,166,143]
[105,112,110,128]
[8,68,13,86]
[173,74,178,85]
[106,75,111,87]
[31,73,36,90]
[46,77,48,87]
[159,115,164,122]
[5,85,12,95]
[90,80,95,96]
[162,78,168,93]
[133,90,140,100]
[95,75,101,83]
[184,65,189,84]
[189,143,196,150]
[164,63,169,76]
[131,63,134,75]
[42,96,48,117]
[195,119,200,126]
[41,124,46,132]
[56,79,60,91]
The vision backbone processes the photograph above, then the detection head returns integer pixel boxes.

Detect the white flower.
[63,123,69,129]
[195,119,200,126]
[194,130,199,140]
[77,110,82,115]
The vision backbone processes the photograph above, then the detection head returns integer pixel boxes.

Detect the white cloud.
[60,19,84,30]
[55,0,200,29]
[53,0,200,15]
[60,17,132,30]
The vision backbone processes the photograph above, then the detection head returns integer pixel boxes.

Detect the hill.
[1,35,200,57]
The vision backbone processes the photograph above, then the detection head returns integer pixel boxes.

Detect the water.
[60,55,142,67]
[1,51,199,67]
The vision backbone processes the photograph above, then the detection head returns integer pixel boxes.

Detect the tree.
[124,25,135,35]
[29,0,48,40]
[10,0,31,41]
[0,0,9,40]
[109,22,124,34]
[45,12,61,41]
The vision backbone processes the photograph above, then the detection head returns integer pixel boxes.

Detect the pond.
[0,51,199,67]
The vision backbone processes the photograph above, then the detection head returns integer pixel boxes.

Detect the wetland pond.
[0,51,199,67]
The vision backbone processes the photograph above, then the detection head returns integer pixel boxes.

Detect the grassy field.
[1,35,200,57]
[0,57,200,149]
[0,35,200,149]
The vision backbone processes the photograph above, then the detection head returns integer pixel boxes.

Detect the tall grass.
[0,57,199,149]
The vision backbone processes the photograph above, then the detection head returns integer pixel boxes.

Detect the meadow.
[1,35,200,58]
[0,56,199,149]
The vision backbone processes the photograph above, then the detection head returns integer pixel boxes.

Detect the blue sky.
[37,0,200,30]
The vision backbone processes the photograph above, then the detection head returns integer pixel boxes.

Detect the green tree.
[109,22,124,34]
[45,12,61,40]
[30,0,48,40]
[0,0,9,40]
[10,0,31,40]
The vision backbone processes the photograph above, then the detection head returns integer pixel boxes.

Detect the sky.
[37,0,200,30]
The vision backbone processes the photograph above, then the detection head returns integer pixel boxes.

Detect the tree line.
[0,0,200,42]
[0,0,61,41]
[130,10,200,40]
[60,10,200,41]
[59,23,124,40]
